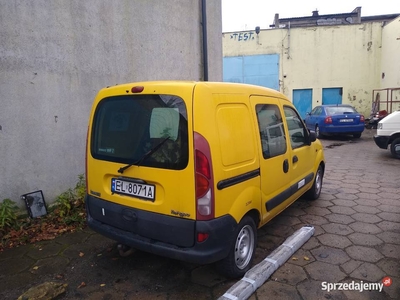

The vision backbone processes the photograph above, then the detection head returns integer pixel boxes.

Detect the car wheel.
[305,164,324,200]
[390,137,400,159]
[216,216,257,278]
[315,125,322,139]
[353,133,362,138]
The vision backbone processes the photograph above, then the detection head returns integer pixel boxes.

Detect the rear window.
[326,106,357,114]
[91,94,188,170]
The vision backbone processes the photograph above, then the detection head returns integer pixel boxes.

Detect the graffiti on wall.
[230,32,255,41]
[317,17,354,26]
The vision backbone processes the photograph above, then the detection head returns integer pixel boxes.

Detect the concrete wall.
[223,22,385,116]
[381,16,400,88]
[0,0,222,206]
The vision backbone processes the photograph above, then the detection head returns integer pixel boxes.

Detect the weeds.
[0,174,87,251]
[0,198,19,232]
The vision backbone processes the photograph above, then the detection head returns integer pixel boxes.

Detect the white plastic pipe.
[219,225,315,300]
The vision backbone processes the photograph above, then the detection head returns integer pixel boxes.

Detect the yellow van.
[86,81,325,278]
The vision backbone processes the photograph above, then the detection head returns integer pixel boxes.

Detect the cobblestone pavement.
[0,129,399,299]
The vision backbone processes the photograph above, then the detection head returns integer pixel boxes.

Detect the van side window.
[256,104,287,158]
[284,106,307,149]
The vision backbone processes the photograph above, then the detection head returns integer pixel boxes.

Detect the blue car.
[305,105,365,138]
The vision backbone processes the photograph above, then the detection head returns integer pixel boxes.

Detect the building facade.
[0,0,222,206]
[223,8,400,119]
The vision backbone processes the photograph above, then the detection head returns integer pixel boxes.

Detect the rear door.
[250,96,291,224]
[87,83,196,220]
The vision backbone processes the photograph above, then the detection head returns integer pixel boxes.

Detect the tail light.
[360,115,365,122]
[324,116,332,124]
[194,132,214,221]
[85,126,89,191]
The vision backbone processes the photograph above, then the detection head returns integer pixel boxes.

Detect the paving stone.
[340,260,363,275]
[351,213,382,224]
[359,183,380,189]
[259,223,295,238]
[337,187,360,194]
[352,205,381,214]
[329,205,357,215]
[256,281,302,300]
[302,237,320,251]
[190,265,225,287]
[281,207,307,217]
[378,244,400,259]
[0,245,31,261]
[377,212,400,222]
[348,233,383,246]
[377,198,400,207]
[305,261,346,282]
[30,256,70,276]
[349,222,382,234]
[377,259,400,277]
[377,231,400,245]
[54,230,92,245]
[317,233,352,248]
[316,194,336,202]
[354,199,381,206]
[325,214,355,225]
[26,243,66,260]
[287,249,315,266]
[296,280,347,300]
[349,262,386,282]
[299,215,329,226]
[303,206,331,216]
[345,246,383,262]
[376,221,400,232]
[357,187,380,194]
[333,197,358,205]
[376,192,400,200]
[0,257,35,275]
[378,205,400,214]
[382,275,400,299]
[270,263,307,285]
[271,215,302,226]
[322,223,354,236]
[311,246,350,265]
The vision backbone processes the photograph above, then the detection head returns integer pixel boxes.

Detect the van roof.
[99,81,287,100]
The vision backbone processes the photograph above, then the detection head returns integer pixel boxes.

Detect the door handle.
[293,155,298,163]
[283,159,289,173]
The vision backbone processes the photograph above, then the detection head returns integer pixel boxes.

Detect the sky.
[222,0,400,32]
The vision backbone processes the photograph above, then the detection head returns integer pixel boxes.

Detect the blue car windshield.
[326,106,357,115]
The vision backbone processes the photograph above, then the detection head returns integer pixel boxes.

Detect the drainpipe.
[201,0,208,81]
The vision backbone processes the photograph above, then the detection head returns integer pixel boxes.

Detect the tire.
[216,216,257,278]
[305,164,324,200]
[353,133,362,138]
[315,125,322,139]
[390,137,400,159]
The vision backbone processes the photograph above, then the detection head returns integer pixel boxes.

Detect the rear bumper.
[85,195,237,264]
[374,135,390,149]
[321,124,364,134]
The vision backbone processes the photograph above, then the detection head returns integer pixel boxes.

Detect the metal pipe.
[201,0,208,81]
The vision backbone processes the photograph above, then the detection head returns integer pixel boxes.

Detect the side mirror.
[308,130,317,144]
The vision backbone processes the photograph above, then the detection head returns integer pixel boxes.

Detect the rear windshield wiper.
[118,136,170,174]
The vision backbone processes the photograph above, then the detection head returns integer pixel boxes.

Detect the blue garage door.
[322,88,343,105]
[223,54,280,90]
[293,89,312,120]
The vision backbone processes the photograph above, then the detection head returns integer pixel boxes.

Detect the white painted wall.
[223,21,395,116]
[0,0,222,205]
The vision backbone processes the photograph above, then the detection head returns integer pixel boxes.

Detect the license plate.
[111,178,155,200]
[339,119,353,122]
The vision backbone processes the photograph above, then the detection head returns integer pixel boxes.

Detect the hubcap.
[315,168,322,195]
[234,225,254,270]
[395,143,400,156]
